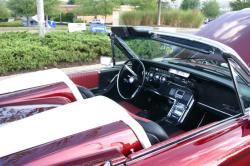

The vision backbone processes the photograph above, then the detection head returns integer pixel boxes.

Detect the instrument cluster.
[145,67,194,88]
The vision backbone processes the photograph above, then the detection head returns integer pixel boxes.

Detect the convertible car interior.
[72,28,244,145]
[76,60,240,144]
[1,27,250,165]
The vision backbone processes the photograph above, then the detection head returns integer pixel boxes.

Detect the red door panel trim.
[68,71,99,89]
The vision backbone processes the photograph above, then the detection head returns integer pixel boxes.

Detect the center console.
[166,87,194,125]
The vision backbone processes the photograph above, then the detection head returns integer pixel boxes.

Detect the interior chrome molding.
[197,102,233,117]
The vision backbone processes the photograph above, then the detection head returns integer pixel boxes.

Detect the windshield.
[123,38,229,71]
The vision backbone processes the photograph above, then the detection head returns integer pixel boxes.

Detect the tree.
[202,0,220,18]
[126,0,157,10]
[76,0,121,21]
[181,0,200,10]
[44,0,60,16]
[230,0,250,11]
[7,0,59,26]
[0,1,10,19]
[43,0,60,26]
[8,0,36,26]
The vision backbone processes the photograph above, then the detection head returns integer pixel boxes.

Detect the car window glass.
[124,38,228,70]
[236,73,250,110]
[125,38,173,60]
[231,61,250,110]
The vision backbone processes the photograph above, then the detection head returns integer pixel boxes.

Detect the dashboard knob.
[160,76,167,83]
[154,74,160,80]
[149,72,154,78]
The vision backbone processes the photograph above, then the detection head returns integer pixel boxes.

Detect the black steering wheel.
[117,58,146,100]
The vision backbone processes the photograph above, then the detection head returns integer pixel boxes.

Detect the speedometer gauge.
[169,68,190,78]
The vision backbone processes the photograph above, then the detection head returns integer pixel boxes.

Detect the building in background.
[76,5,134,25]
[60,4,77,13]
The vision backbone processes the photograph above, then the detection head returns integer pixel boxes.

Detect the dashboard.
[141,61,240,120]
[145,66,194,89]
[144,66,195,125]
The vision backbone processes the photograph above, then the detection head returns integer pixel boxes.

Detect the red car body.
[0,26,250,166]
[196,8,250,67]
[0,70,249,166]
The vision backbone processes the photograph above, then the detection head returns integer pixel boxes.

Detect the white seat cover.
[0,68,83,101]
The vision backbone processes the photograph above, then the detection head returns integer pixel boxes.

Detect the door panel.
[95,67,120,96]
[99,67,120,89]
[68,71,99,89]
[67,67,121,96]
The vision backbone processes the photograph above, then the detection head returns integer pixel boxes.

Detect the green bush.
[53,13,75,23]
[0,20,22,27]
[164,10,204,28]
[121,10,156,25]
[0,32,111,75]
[121,9,204,28]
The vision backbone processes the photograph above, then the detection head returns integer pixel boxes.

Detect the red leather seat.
[76,86,169,144]
[119,101,169,144]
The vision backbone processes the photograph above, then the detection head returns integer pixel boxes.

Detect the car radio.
[166,87,194,125]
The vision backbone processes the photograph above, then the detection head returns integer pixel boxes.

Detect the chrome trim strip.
[197,102,233,116]
[180,98,195,123]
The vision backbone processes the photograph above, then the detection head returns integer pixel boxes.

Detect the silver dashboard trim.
[197,102,233,117]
